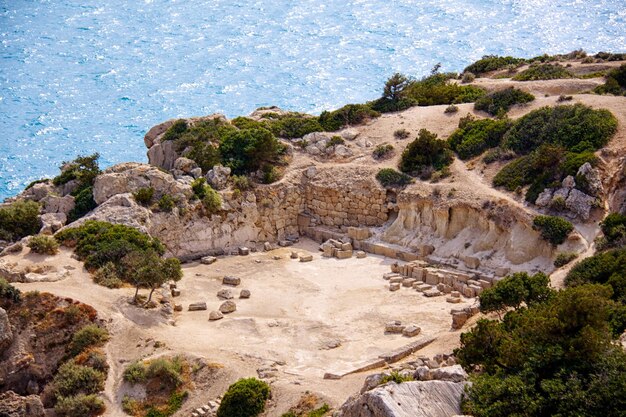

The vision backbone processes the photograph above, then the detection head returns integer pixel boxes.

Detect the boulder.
[217,289,234,300]
[21,182,54,202]
[340,381,467,417]
[206,165,231,190]
[41,194,75,216]
[565,189,596,220]
[577,162,603,196]
[413,366,432,381]
[341,129,360,141]
[240,289,251,299]
[360,373,386,394]
[431,365,468,383]
[223,276,241,286]
[356,251,367,259]
[0,307,13,354]
[219,300,237,314]
[402,325,421,337]
[39,212,67,235]
[201,256,217,265]
[535,188,554,207]
[385,321,405,334]
[209,310,224,321]
[335,145,353,158]
[562,175,576,189]
[173,157,198,174]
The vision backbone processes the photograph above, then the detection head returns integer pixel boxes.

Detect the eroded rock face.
[93,162,193,205]
[0,307,13,354]
[577,162,603,196]
[0,391,45,417]
[340,381,467,417]
[206,165,231,190]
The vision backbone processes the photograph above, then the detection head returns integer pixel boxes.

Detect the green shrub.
[28,234,59,255]
[399,129,454,177]
[202,187,222,213]
[502,104,617,154]
[479,272,552,314]
[69,324,110,356]
[326,136,345,148]
[461,72,476,83]
[595,64,626,96]
[444,104,459,114]
[448,118,512,159]
[52,361,106,398]
[318,104,380,131]
[464,55,526,75]
[53,154,101,193]
[532,215,574,245]
[482,147,516,164]
[601,213,626,247]
[261,164,280,184]
[474,87,535,116]
[93,262,123,288]
[565,248,626,303]
[380,371,414,384]
[231,175,252,191]
[375,168,413,188]
[594,52,626,61]
[219,128,283,175]
[146,357,184,388]
[0,278,21,303]
[308,404,330,417]
[67,186,97,222]
[512,63,574,81]
[158,194,175,212]
[123,361,148,384]
[373,144,394,159]
[185,142,221,174]
[269,115,323,139]
[191,177,208,199]
[554,252,578,267]
[393,129,410,139]
[457,284,626,417]
[55,221,165,271]
[217,378,270,417]
[0,200,41,241]
[161,119,188,142]
[54,394,106,417]
[401,72,486,107]
[133,187,154,206]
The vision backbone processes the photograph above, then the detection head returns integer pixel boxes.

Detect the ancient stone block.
[356,251,367,258]
[423,289,442,297]
[223,276,241,286]
[189,302,207,311]
[219,300,237,314]
[336,250,353,259]
[201,256,217,265]
[385,321,405,333]
[389,283,401,292]
[240,289,251,299]
[171,289,181,297]
[238,247,250,256]
[383,272,401,280]
[347,227,371,241]
[300,254,313,262]
[217,289,233,300]
[403,278,417,287]
[402,325,421,337]
[415,284,432,292]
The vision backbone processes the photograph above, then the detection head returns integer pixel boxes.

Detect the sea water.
[1,0,624,200]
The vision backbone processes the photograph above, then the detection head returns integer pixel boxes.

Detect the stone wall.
[303,166,389,228]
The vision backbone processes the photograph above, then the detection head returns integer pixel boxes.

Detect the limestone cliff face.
[383,194,586,269]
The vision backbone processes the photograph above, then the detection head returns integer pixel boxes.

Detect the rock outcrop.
[0,307,13,354]
[340,381,467,417]
[0,391,45,417]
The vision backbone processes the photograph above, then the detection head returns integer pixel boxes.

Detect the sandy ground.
[9,240,472,415]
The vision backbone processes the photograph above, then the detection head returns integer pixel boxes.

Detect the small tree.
[399,129,454,176]
[383,73,411,102]
[122,250,183,304]
[217,378,270,417]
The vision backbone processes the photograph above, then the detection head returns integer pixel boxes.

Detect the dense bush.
[93,262,123,288]
[399,129,454,177]
[448,118,511,159]
[600,213,626,248]
[133,187,154,206]
[375,168,413,188]
[326,135,345,148]
[372,144,394,159]
[191,177,209,199]
[0,278,21,303]
[533,215,574,245]
[54,394,106,417]
[318,104,380,131]
[479,272,552,314]
[457,283,626,417]
[28,234,60,255]
[393,129,410,139]
[502,104,617,154]
[52,361,106,398]
[55,221,165,271]
[123,356,185,388]
[53,154,101,193]
[220,128,284,176]
[202,187,222,213]
[269,115,323,139]
[157,194,175,212]
[565,248,626,303]
[595,64,626,96]
[231,175,252,191]
[444,104,459,114]
[0,200,40,241]
[554,252,578,267]
[217,378,270,417]
[67,186,97,222]
[401,72,485,107]
[474,87,535,116]
[69,324,110,357]
[463,55,526,75]
[512,63,574,81]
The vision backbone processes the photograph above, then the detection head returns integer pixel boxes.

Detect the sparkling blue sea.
[0,0,625,200]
